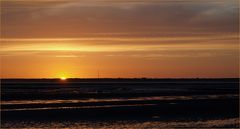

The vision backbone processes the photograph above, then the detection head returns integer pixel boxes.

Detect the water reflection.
[2,94,237,105]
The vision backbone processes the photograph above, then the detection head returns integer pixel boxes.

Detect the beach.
[1,79,239,128]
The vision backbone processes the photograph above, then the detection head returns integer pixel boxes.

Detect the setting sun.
[60,77,67,80]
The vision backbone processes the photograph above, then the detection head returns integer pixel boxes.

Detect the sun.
[60,77,67,80]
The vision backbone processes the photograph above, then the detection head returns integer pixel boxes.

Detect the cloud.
[1,0,238,38]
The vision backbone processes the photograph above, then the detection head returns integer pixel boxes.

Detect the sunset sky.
[0,0,239,78]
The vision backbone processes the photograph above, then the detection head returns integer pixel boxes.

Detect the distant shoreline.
[1,78,239,80]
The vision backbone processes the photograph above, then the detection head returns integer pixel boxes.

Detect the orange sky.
[0,0,239,78]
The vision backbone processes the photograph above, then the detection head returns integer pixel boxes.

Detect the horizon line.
[0,77,239,79]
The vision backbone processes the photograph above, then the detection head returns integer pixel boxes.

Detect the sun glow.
[60,77,67,80]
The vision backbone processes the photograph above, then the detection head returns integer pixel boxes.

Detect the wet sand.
[1,79,239,128]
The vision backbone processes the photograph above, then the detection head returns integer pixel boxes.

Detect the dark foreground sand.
[1,79,239,128]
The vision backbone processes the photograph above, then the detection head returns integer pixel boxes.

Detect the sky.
[0,0,239,78]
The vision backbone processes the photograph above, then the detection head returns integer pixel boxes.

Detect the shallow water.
[1,94,237,111]
[1,79,239,128]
